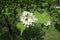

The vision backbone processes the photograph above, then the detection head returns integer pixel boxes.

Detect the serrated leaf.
[16,22,26,35]
[34,11,51,23]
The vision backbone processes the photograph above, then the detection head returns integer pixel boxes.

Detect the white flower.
[20,11,38,27]
[44,20,51,26]
[29,13,33,16]
[55,6,60,9]
[26,25,29,27]
[22,11,29,16]
[34,18,38,21]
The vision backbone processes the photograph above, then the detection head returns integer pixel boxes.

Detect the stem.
[26,0,28,11]
[57,0,59,6]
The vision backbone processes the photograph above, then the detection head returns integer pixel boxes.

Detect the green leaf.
[3,8,12,15]
[4,12,12,15]
[16,22,26,35]
[34,11,51,23]
[48,0,55,3]
[42,26,48,31]
[57,9,60,12]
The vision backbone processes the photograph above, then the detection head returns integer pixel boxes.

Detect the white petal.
[20,11,38,27]
[25,21,28,25]
[47,21,51,25]
[29,13,33,16]
[29,22,32,25]
[28,18,31,22]
[26,25,29,27]
[22,11,28,16]
[27,22,30,25]
[44,20,51,26]
[20,18,24,21]
[34,18,38,21]
[22,21,26,24]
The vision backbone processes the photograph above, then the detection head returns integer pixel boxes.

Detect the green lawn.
[44,25,60,40]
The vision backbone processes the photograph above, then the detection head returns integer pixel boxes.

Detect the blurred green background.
[0,0,60,40]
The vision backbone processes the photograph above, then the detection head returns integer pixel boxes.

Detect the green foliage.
[22,23,44,40]
[0,0,60,40]
[57,9,60,12]
[3,8,12,15]
[16,22,26,35]
[34,11,51,23]
[48,0,56,3]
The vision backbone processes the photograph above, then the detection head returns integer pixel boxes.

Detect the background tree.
[0,0,60,40]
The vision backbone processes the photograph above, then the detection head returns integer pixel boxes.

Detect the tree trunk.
[2,14,14,40]
[5,16,14,40]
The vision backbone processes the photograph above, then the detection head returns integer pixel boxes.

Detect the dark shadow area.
[22,24,44,40]
[0,27,20,40]
[55,22,60,32]
[10,27,21,40]
[0,32,10,40]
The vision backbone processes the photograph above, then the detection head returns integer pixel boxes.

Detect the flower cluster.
[55,6,60,9]
[20,11,38,27]
[44,20,51,26]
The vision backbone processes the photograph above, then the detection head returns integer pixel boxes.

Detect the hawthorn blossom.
[44,20,51,26]
[20,11,38,27]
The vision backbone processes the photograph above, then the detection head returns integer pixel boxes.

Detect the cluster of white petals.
[20,11,38,27]
[55,6,60,9]
[44,20,51,26]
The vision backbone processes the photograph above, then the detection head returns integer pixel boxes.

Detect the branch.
[2,14,14,40]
